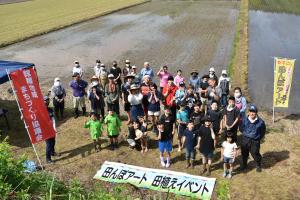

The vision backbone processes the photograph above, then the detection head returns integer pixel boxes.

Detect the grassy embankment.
[0,0,146,47]
[249,0,300,15]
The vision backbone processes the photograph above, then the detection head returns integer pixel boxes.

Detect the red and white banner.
[9,67,56,144]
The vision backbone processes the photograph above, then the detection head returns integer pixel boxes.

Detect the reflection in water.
[249,10,300,114]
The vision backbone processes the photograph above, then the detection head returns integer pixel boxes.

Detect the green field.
[0,0,145,47]
[249,0,300,15]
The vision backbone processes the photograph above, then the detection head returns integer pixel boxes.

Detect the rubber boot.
[74,108,79,119]
[82,107,87,116]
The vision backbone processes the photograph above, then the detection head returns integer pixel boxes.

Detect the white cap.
[222,70,227,75]
[108,74,114,78]
[100,63,105,67]
[209,67,215,72]
[74,60,79,64]
[132,65,137,69]
[125,60,130,63]
[144,62,149,66]
[54,77,60,82]
[143,74,150,79]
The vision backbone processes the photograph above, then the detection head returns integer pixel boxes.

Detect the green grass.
[0,0,146,47]
[249,0,300,15]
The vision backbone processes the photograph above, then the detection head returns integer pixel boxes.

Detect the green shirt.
[104,113,121,136]
[84,120,103,140]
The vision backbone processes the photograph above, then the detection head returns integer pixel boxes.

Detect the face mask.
[92,81,99,85]
[209,71,214,75]
[96,63,100,67]
[54,81,61,87]
[234,92,241,98]
[126,64,130,67]
[203,79,207,83]
[75,64,79,68]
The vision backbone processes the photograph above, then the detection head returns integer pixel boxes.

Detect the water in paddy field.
[0,1,239,86]
[249,10,300,114]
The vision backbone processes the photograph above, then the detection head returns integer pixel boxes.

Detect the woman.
[174,69,185,87]
[88,76,105,118]
[157,65,171,92]
[233,87,247,117]
[50,77,66,120]
[128,84,144,122]
[105,74,120,115]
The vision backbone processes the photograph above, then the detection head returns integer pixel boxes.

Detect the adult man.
[131,65,140,84]
[240,104,266,172]
[50,77,66,120]
[72,60,83,78]
[69,72,88,118]
[110,61,122,89]
[122,74,135,123]
[44,96,59,163]
[207,77,222,107]
[140,62,154,80]
[122,59,132,82]
[218,70,230,107]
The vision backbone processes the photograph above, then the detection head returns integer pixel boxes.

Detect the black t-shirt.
[110,67,122,85]
[159,129,172,141]
[207,109,222,132]
[224,107,240,129]
[197,126,214,153]
[160,114,175,133]
[184,129,198,151]
[199,82,209,98]
[190,111,204,129]
[128,126,136,140]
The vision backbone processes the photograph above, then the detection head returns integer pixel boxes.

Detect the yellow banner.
[273,58,296,108]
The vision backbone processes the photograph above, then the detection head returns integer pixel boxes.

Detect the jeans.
[45,137,55,161]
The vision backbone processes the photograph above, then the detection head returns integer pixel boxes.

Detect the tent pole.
[6,69,44,170]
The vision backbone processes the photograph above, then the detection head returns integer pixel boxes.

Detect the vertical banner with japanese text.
[94,161,216,199]
[273,57,295,108]
[9,67,56,144]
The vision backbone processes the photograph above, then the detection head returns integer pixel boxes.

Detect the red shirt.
[163,84,178,107]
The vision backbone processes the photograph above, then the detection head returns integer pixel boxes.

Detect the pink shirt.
[174,75,185,86]
[158,72,171,87]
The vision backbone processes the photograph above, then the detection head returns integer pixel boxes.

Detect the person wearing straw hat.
[188,69,201,93]
[105,74,120,115]
[122,74,135,123]
[72,60,83,78]
[50,77,66,120]
[69,72,88,118]
[128,84,144,122]
[240,104,266,172]
[88,76,105,118]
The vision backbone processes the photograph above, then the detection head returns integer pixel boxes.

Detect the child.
[134,120,148,153]
[159,107,176,141]
[190,102,204,130]
[182,121,198,168]
[207,101,223,136]
[176,102,189,152]
[157,121,172,168]
[148,84,161,131]
[104,109,122,150]
[196,116,216,176]
[174,69,185,87]
[224,96,240,142]
[199,75,209,114]
[185,85,198,113]
[175,81,186,106]
[84,113,103,152]
[221,132,238,179]
[127,122,137,149]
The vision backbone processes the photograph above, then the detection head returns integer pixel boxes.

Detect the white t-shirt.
[73,67,83,77]
[222,141,238,158]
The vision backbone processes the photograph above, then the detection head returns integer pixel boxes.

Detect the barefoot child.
[221,132,238,178]
[104,109,122,150]
[157,121,172,168]
[84,112,103,152]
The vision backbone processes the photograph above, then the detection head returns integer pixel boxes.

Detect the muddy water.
[249,11,300,114]
[0,1,239,87]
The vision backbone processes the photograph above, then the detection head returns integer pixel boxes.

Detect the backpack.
[219,79,229,95]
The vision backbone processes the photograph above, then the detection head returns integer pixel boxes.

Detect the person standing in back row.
[50,77,66,120]
[72,60,83,78]
[218,70,230,108]
[240,104,266,172]
[140,62,154,80]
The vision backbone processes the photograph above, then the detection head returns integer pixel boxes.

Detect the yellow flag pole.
[273,57,276,124]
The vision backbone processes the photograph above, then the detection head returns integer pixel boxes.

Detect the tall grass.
[0,0,146,47]
[249,0,300,15]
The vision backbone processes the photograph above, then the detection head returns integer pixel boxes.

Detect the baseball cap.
[125,59,130,63]
[249,104,258,113]
[222,70,227,75]
[132,65,137,69]
[209,67,215,72]
[74,60,79,64]
[179,81,185,86]
[54,77,60,82]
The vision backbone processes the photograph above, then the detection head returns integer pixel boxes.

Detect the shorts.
[223,156,234,164]
[158,140,172,153]
[73,96,86,108]
[185,149,196,160]
[148,110,160,116]
[201,152,214,159]
[177,124,187,138]
[108,135,119,138]
[124,102,131,112]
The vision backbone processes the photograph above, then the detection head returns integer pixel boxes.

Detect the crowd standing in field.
[45,59,266,179]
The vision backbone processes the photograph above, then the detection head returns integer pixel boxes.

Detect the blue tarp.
[0,60,34,84]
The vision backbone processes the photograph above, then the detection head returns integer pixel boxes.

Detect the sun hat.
[108,74,114,79]
[130,84,140,90]
[126,74,135,79]
[74,60,79,64]
[190,69,198,75]
[209,67,215,72]
[54,77,60,82]
[132,65,137,69]
[222,70,227,75]
[90,75,99,82]
[125,59,130,63]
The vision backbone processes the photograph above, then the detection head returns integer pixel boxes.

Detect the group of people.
[45,59,266,179]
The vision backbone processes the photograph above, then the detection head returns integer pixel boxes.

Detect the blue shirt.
[140,68,154,80]
[241,116,266,140]
[176,109,189,124]
[184,129,198,151]
[69,80,88,97]
[188,77,201,92]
